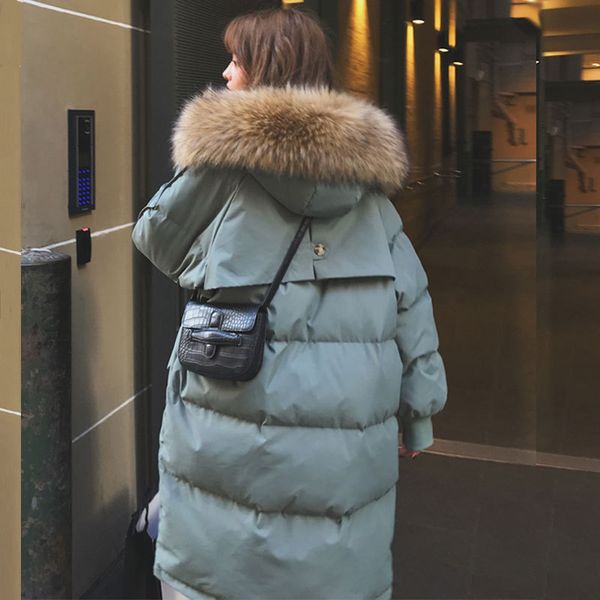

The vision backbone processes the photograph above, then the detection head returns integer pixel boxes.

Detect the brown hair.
[223,7,335,89]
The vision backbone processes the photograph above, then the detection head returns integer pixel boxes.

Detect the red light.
[82,227,90,232]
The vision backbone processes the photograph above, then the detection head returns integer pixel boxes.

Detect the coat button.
[313,243,327,257]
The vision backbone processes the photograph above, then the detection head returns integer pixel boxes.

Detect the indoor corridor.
[6,1,600,598]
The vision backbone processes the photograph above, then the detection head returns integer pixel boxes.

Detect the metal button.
[313,243,327,257]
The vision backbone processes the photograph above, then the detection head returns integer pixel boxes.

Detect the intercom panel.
[68,109,95,216]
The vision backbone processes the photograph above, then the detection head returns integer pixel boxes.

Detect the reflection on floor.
[419,192,537,451]
[538,230,600,459]
[419,191,600,460]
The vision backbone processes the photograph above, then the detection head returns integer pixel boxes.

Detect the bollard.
[21,249,71,599]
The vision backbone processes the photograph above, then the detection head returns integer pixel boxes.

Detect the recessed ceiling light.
[410,0,425,25]
[437,31,449,54]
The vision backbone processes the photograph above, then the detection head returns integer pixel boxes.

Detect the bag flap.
[181,300,260,333]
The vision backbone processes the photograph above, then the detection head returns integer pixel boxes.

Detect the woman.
[133,7,446,600]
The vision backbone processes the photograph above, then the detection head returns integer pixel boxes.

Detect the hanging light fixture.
[437,30,449,53]
[409,0,425,25]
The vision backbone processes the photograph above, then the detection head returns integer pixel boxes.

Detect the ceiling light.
[437,30,450,53]
[450,46,464,67]
[409,0,425,25]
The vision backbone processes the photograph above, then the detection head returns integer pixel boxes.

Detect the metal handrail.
[550,203,600,208]
[490,158,536,163]
[404,170,462,191]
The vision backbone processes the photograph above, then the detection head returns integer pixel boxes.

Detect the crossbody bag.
[177,215,311,381]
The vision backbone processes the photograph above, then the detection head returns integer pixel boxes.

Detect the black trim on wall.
[317,0,339,56]
[456,52,468,197]
[442,53,451,156]
[380,0,407,130]
[294,0,339,69]
[536,33,544,229]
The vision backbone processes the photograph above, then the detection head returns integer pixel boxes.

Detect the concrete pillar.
[21,249,71,599]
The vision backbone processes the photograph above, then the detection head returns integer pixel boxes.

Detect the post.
[21,249,71,599]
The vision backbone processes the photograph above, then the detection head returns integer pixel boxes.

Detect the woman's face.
[222,55,248,91]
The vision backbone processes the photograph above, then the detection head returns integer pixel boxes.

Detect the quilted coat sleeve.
[391,224,447,451]
[132,167,242,280]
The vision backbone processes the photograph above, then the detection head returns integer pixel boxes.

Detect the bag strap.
[259,216,311,311]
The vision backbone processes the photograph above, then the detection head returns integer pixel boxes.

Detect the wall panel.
[0,0,22,595]
[20,1,146,595]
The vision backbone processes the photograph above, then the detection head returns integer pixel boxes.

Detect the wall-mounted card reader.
[76,228,92,266]
[68,110,95,216]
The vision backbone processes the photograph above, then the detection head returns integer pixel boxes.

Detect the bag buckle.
[192,310,241,359]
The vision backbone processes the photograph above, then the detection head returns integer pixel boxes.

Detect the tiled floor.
[393,454,600,600]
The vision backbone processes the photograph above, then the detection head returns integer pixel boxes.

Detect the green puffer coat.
[132,86,447,600]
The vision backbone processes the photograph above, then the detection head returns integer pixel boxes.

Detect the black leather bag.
[178,216,311,381]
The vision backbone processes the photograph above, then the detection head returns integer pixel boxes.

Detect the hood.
[171,85,408,216]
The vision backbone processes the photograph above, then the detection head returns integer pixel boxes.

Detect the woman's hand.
[398,444,421,459]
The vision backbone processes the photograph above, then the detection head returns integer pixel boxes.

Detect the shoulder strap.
[260,216,311,311]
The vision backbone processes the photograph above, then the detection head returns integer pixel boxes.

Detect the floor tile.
[396,453,482,533]
[545,471,600,600]
[392,521,473,600]
[469,498,551,599]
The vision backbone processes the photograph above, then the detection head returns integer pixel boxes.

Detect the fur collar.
[171,86,408,195]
